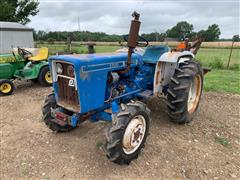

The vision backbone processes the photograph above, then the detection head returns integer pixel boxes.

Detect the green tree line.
[33,31,122,42]
[34,21,222,43]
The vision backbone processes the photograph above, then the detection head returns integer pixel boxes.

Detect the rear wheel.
[0,80,14,95]
[167,60,203,123]
[38,66,52,86]
[42,93,75,132]
[104,101,150,165]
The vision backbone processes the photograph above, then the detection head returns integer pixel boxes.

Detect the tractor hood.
[49,52,143,113]
[48,52,142,67]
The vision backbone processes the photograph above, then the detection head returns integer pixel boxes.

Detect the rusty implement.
[188,37,204,55]
[175,37,203,55]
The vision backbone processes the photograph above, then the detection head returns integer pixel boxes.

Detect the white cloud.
[28,0,240,38]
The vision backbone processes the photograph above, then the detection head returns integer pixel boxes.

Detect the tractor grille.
[56,62,80,112]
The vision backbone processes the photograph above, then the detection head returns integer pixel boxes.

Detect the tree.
[232,34,239,42]
[47,38,55,45]
[198,24,221,41]
[0,0,39,25]
[141,32,166,41]
[166,21,194,40]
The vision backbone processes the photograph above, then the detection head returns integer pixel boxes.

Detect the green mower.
[0,47,52,95]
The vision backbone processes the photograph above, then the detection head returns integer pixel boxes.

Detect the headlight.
[56,63,63,74]
[67,65,74,77]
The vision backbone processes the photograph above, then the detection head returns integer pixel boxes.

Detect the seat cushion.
[29,47,48,61]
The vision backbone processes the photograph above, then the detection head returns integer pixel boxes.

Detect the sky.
[28,0,240,38]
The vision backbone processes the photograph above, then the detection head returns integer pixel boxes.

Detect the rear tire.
[167,60,203,123]
[42,93,75,132]
[104,101,150,165]
[38,66,52,86]
[0,80,14,95]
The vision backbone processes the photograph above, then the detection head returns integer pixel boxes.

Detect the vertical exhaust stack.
[127,11,141,48]
[120,11,141,74]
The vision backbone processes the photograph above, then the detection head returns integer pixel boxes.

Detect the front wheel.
[38,66,52,86]
[167,60,203,123]
[104,101,150,165]
[42,93,75,132]
[0,80,14,95]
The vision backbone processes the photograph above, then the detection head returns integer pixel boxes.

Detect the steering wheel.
[12,51,17,60]
[123,35,149,47]
[17,47,33,59]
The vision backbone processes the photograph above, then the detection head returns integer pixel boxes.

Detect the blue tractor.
[42,12,205,164]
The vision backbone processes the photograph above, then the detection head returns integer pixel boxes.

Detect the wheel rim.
[122,115,146,155]
[45,71,52,84]
[0,83,12,93]
[187,74,202,114]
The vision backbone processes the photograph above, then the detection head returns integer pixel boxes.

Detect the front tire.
[104,101,150,165]
[38,66,52,86]
[167,60,203,123]
[42,93,75,132]
[0,80,14,95]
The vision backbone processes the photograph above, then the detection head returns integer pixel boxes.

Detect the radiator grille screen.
[57,63,80,112]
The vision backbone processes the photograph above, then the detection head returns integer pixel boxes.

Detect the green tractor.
[0,47,52,95]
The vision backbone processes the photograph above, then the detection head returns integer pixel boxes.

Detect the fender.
[153,51,195,94]
[35,61,49,75]
[0,54,25,80]
[14,61,49,80]
[158,51,194,63]
[0,63,15,79]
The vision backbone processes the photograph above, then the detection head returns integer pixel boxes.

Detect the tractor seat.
[28,47,48,61]
[143,45,170,64]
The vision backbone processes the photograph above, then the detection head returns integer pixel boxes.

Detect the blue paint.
[90,111,112,122]
[82,62,125,72]
[49,53,143,113]
[111,101,120,113]
[48,46,170,125]
[71,114,78,127]
[142,45,170,64]
[113,89,142,101]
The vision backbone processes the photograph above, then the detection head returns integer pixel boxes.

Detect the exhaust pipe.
[120,11,141,74]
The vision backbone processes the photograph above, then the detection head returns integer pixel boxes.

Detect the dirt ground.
[0,81,239,179]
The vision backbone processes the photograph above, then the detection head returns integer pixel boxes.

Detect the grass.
[196,48,239,68]
[37,43,240,94]
[215,136,231,148]
[96,140,103,149]
[38,43,239,65]
[38,44,239,68]
[204,70,240,94]
[37,44,120,55]
[93,45,120,53]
